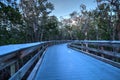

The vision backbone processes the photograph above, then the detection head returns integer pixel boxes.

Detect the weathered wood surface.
[9,47,46,80]
[20,45,41,58]
[27,50,46,80]
[70,44,120,58]
[69,45,120,69]
[34,44,120,80]
[0,45,40,70]
[74,40,120,47]
[6,40,71,80]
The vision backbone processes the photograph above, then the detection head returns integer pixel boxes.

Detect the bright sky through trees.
[1,0,120,45]
[48,0,97,18]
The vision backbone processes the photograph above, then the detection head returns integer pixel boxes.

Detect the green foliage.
[0,1,24,45]
[59,1,119,40]
[20,0,55,41]
[43,16,59,40]
[1,0,120,46]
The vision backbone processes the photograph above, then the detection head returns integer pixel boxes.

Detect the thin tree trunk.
[117,23,120,40]
[40,29,44,41]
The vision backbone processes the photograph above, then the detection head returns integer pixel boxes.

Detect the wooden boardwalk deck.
[33,44,120,80]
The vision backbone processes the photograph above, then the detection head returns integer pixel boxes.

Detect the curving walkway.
[34,44,120,80]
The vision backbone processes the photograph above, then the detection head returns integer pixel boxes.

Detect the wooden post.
[10,63,15,76]
[16,61,19,71]
[113,47,119,62]
[81,43,84,51]
[85,43,88,52]
[37,46,41,53]
[101,46,104,58]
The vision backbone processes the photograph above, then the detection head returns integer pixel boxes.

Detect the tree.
[20,0,54,41]
[43,16,59,40]
[96,0,120,40]
[0,0,23,45]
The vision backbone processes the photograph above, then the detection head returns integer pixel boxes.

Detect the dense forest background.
[0,0,120,45]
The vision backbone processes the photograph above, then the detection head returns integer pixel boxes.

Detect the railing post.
[10,63,15,76]
[85,43,88,52]
[16,61,19,71]
[101,46,104,58]
[113,47,119,62]
[81,43,84,51]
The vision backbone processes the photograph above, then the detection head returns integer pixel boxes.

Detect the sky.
[48,0,97,19]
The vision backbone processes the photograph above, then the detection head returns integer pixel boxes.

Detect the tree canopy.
[0,0,120,45]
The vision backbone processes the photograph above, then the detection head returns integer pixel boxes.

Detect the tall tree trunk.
[112,1,120,40]
[33,23,39,41]
[116,7,120,40]
[40,29,44,41]
[117,23,120,40]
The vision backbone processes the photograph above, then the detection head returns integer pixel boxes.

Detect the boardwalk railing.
[68,40,120,68]
[0,40,71,80]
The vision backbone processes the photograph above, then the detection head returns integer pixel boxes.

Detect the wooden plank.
[0,59,17,70]
[70,44,120,58]
[0,52,17,62]
[20,45,40,58]
[9,47,45,80]
[0,45,42,70]
[73,40,120,48]
[10,63,16,76]
[27,50,46,80]
[69,46,120,68]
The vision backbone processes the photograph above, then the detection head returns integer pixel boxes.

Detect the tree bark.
[117,23,120,40]
[40,29,44,41]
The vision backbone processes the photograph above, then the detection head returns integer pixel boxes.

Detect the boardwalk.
[34,44,120,80]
